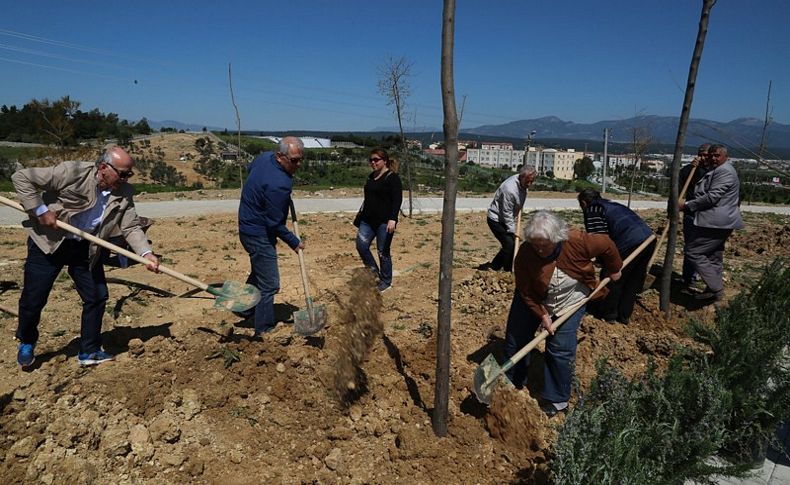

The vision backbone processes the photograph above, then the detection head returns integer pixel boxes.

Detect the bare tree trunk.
[395,99,413,217]
[660,0,717,315]
[228,63,243,191]
[378,57,414,217]
[433,0,458,438]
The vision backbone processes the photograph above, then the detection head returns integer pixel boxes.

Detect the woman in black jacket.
[355,148,403,292]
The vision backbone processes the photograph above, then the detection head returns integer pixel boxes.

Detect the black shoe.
[477,262,496,271]
[541,402,568,418]
[695,288,723,301]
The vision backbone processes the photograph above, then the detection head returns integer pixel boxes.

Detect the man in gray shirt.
[680,145,743,302]
[481,165,536,272]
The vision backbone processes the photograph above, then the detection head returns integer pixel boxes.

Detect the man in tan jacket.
[12,146,159,368]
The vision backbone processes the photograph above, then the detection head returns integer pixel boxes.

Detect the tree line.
[0,95,152,147]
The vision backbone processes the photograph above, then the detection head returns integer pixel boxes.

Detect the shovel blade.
[211,281,261,313]
[473,354,514,405]
[293,304,327,336]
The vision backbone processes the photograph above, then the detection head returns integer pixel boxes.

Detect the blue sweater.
[238,152,300,249]
[582,198,652,256]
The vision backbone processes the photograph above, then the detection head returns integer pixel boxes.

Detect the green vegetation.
[551,259,790,484]
[1,96,151,146]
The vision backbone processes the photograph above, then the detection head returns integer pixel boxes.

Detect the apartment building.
[466,146,582,179]
[465,147,525,170]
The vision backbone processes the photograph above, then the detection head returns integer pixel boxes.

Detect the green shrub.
[552,259,790,483]
[552,357,735,484]
[687,258,790,463]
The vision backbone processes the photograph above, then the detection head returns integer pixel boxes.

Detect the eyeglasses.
[106,163,134,179]
[279,153,303,164]
[369,157,384,163]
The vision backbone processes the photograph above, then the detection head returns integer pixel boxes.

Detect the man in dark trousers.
[12,146,160,368]
[680,144,743,302]
[482,165,537,272]
[238,136,305,336]
[577,189,655,324]
[679,143,711,291]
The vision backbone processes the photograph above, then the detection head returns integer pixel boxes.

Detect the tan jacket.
[12,161,151,266]
[514,229,622,318]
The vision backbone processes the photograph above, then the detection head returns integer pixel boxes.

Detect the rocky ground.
[1,207,788,484]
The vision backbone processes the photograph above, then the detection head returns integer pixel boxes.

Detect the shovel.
[473,234,656,404]
[646,162,700,275]
[511,209,524,273]
[288,200,327,336]
[0,195,260,313]
[0,303,17,317]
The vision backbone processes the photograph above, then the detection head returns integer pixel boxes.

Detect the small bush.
[552,357,735,484]
[552,259,790,483]
[687,258,790,463]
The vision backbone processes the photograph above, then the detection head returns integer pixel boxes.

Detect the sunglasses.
[369,157,384,163]
[106,163,134,179]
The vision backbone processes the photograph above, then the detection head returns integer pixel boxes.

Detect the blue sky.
[1,1,788,132]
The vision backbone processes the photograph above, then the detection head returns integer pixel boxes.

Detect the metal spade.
[289,200,327,336]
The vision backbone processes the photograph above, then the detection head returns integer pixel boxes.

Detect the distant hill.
[466,115,790,152]
[148,119,224,133]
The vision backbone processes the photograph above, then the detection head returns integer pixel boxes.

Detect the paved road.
[2,197,788,226]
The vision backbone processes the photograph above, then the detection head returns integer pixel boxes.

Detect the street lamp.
[523,130,536,169]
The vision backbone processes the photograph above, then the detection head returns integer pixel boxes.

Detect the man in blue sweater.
[578,189,655,324]
[238,137,305,335]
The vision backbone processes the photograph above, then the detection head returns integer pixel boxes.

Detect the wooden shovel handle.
[0,194,209,291]
[289,200,314,313]
[512,209,523,273]
[647,164,698,269]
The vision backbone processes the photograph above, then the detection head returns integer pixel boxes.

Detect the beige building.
[466,146,582,179]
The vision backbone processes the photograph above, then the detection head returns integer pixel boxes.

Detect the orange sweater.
[514,229,623,318]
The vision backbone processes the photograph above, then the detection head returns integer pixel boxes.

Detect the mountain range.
[466,115,790,151]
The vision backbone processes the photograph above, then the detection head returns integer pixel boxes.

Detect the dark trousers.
[487,217,515,272]
[504,292,586,404]
[239,232,280,334]
[17,238,108,354]
[682,215,698,284]
[685,227,732,293]
[594,239,656,324]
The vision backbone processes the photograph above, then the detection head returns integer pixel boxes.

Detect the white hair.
[523,210,569,244]
[278,137,304,154]
[519,165,537,178]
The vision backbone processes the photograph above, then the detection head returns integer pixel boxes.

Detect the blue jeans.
[17,238,108,354]
[355,221,394,286]
[504,291,585,404]
[239,232,279,334]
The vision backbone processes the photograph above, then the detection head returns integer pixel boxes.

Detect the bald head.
[276,136,305,176]
[97,146,134,190]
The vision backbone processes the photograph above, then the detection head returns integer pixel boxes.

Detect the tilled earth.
[0,207,788,484]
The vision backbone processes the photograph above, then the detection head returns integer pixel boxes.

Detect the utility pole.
[601,128,609,194]
[523,130,536,168]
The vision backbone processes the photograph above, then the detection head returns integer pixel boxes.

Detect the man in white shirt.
[481,165,537,272]
[12,146,159,368]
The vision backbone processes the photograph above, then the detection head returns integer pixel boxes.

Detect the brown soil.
[0,208,788,484]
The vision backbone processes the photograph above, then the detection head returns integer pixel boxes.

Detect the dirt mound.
[485,383,550,451]
[323,269,384,404]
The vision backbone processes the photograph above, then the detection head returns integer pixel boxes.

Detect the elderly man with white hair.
[506,210,622,416]
[481,165,537,272]
[237,136,306,336]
